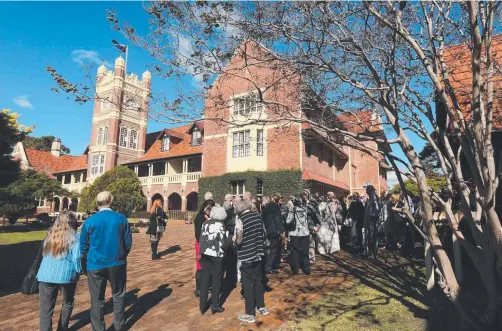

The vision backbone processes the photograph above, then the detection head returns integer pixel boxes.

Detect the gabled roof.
[125,124,203,164]
[186,121,204,134]
[25,149,86,178]
[443,34,502,129]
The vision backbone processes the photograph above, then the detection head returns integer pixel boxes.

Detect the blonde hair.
[43,211,78,258]
[391,194,401,204]
[150,199,162,214]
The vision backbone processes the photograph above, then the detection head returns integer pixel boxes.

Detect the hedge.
[198,169,306,204]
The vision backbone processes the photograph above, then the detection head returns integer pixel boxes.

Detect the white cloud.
[386,170,398,189]
[71,49,111,67]
[178,36,204,85]
[12,95,34,109]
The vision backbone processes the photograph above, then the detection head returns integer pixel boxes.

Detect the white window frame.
[129,129,138,149]
[161,135,170,152]
[97,127,103,146]
[257,130,264,156]
[192,129,202,146]
[233,93,263,116]
[103,126,108,145]
[232,130,250,158]
[91,154,106,176]
[231,180,245,197]
[256,179,264,196]
[119,127,128,147]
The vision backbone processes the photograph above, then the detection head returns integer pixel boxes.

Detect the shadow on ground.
[69,284,172,330]
[0,239,43,297]
[286,247,460,331]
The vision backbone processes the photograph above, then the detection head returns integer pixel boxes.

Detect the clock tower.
[87,56,152,181]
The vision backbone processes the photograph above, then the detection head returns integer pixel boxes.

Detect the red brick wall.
[302,140,335,179]
[202,137,227,176]
[267,126,301,170]
[351,141,386,195]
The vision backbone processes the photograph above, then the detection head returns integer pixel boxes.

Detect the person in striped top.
[234,199,269,324]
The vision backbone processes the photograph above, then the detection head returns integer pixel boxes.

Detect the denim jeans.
[39,281,77,331]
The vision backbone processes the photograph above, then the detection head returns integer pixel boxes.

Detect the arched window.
[103,126,108,145]
[97,127,103,146]
[119,127,128,147]
[129,130,137,149]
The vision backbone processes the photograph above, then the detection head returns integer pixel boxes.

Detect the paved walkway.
[0,225,350,331]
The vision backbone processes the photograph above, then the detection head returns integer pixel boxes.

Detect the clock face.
[124,99,138,112]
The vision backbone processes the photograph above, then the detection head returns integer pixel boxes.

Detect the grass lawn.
[0,230,47,245]
[283,250,459,331]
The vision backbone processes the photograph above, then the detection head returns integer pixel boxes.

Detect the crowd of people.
[32,186,418,330]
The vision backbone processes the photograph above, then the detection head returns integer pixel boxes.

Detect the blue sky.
[0,1,182,154]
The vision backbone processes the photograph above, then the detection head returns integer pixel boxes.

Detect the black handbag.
[20,238,45,295]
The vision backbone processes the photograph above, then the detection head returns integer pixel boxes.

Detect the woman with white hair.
[199,205,227,315]
[317,192,341,255]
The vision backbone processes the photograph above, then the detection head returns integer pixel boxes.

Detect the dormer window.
[192,129,202,146]
[161,135,170,152]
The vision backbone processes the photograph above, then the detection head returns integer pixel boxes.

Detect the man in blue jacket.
[80,191,132,331]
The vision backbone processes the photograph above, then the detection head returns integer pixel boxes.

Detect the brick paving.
[0,224,351,331]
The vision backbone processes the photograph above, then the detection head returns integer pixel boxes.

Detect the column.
[183,158,188,173]
[163,196,168,213]
[146,197,152,212]
[51,200,56,213]
[134,165,139,175]
[59,198,64,211]
[165,161,169,175]
[181,195,187,212]
[148,163,153,176]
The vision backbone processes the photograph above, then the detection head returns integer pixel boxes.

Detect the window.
[153,162,166,176]
[188,157,202,172]
[257,130,264,156]
[103,126,108,145]
[119,127,128,147]
[64,174,71,184]
[232,130,250,158]
[161,135,170,152]
[192,129,202,146]
[306,143,312,157]
[129,130,138,149]
[97,127,103,146]
[231,180,245,196]
[256,179,264,196]
[233,94,263,116]
[75,173,81,183]
[328,151,333,167]
[57,175,63,183]
[91,155,105,176]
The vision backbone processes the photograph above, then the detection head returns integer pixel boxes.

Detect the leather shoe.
[211,307,225,315]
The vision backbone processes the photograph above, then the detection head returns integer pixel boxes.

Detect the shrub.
[198,169,305,204]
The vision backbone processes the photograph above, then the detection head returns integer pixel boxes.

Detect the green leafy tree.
[0,170,69,223]
[0,109,33,187]
[392,175,447,197]
[78,166,145,217]
[23,135,71,154]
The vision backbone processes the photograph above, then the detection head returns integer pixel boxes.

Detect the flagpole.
[125,46,128,75]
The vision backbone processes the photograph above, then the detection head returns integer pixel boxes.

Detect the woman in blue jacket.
[37,211,81,331]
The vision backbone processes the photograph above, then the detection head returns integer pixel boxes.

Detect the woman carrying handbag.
[36,211,82,331]
[147,199,168,260]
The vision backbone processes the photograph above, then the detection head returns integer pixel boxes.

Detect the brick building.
[12,40,387,214]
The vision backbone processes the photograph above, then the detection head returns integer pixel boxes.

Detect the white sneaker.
[256,307,270,316]
[238,313,256,323]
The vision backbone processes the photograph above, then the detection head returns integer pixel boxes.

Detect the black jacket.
[224,206,236,236]
[194,211,205,243]
[262,203,283,236]
[146,207,166,235]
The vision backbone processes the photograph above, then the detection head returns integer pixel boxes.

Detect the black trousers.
[200,255,223,311]
[240,261,265,316]
[87,264,127,331]
[39,281,77,331]
[223,245,238,289]
[289,235,311,275]
[265,235,281,272]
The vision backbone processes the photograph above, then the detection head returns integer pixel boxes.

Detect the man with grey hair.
[204,191,214,201]
[80,191,132,331]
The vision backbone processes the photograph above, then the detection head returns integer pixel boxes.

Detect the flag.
[112,40,127,53]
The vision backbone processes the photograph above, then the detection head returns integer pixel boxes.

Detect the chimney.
[51,138,61,157]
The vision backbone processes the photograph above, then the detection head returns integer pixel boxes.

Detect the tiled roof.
[337,111,380,134]
[53,155,87,174]
[126,124,203,163]
[25,149,85,178]
[186,122,204,134]
[302,170,350,191]
[444,34,502,129]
